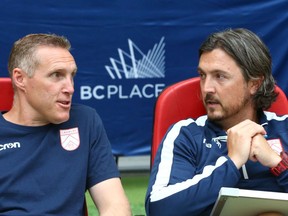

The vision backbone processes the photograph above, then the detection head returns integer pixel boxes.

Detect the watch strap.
[270,151,288,176]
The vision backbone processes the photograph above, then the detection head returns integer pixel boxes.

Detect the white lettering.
[92,86,105,99]
[80,86,92,100]
[107,85,118,99]
[142,84,154,98]
[129,85,142,98]
[118,85,128,99]
[0,142,21,151]
[79,83,166,100]
[155,83,166,97]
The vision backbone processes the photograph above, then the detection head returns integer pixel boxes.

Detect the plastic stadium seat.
[151,77,288,166]
[0,77,89,216]
[0,77,14,111]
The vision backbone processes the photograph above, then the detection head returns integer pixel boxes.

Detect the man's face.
[23,46,77,125]
[197,48,255,127]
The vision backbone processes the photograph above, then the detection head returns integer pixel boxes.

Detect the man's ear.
[12,68,27,92]
[249,76,264,95]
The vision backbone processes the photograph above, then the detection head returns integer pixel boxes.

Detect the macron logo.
[105,37,165,79]
[0,142,21,151]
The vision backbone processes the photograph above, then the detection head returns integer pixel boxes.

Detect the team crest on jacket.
[60,128,80,151]
[267,138,283,155]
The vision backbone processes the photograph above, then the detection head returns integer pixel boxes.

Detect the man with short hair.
[0,33,131,216]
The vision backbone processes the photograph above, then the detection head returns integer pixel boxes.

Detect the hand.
[227,120,266,169]
[250,134,281,167]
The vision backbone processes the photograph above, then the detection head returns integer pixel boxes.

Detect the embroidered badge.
[60,128,80,151]
[267,139,283,155]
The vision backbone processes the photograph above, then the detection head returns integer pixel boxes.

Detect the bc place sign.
[80,37,166,100]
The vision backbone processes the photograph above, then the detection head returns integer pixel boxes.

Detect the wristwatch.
[270,151,288,176]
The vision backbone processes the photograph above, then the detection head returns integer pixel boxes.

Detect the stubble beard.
[206,93,251,125]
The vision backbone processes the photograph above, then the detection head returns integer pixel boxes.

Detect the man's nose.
[201,78,215,94]
[63,77,74,94]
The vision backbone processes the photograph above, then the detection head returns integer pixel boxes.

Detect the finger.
[249,154,258,162]
[249,143,257,162]
[227,120,266,138]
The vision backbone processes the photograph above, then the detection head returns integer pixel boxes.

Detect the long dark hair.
[199,28,277,110]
